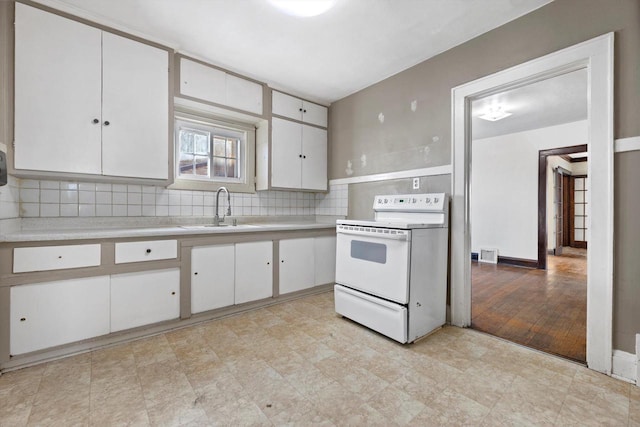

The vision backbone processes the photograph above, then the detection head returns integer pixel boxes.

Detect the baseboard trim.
[611,350,637,384]
[498,256,539,269]
[470,253,538,269]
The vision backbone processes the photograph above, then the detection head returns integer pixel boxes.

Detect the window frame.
[171,110,256,193]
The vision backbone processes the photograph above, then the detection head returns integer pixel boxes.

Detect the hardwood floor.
[471,248,587,363]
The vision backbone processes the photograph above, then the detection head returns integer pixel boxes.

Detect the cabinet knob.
[146,249,152,254]
[104,121,110,126]
[299,154,302,158]
[194,272,198,275]
[303,109,307,113]
[267,262,270,265]
[58,255,62,259]
[20,317,26,322]
[92,118,99,124]
[281,259,284,263]
[171,291,176,295]
[299,108,303,112]
[303,155,306,159]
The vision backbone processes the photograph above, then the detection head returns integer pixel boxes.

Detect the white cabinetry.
[191,245,235,313]
[279,238,315,294]
[10,276,111,355]
[13,244,101,273]
[110,268,180,332]
[272,91,327,127]
[278,236,336,296]
[271,117,327,191]
[14,3,169,180]
[179,58,263,115]
[314,236,337,285]
[235,241,273,304]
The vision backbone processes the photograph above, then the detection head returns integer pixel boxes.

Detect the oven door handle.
[337,228,408,241]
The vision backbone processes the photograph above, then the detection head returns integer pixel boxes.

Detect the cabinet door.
[10,276,110,355]
[235,241,272,304]
[101,32,169,179]
[14,3,102,175]
[110,268,180,332]
[180,58,226,105]
[314,236,337,285]
[226,74,263,115]
[301,125,328,191]
[271,118,302,189]
[272,91,302,121]
[302,101,328,128]
[191,245,235,314]
[279,238,315,295]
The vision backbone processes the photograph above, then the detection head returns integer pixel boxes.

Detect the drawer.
[115,240,177,264]
[13,244,101,273]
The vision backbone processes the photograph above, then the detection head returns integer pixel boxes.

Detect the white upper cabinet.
[271,118,327,191]
[180,59,226,105]
[179,58,263,115]
[272,91,328,128]
[14,3,103,175]
[101,32,169,179]
[14,4,169,181]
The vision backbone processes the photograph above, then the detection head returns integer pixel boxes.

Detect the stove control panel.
[373,193,447,212]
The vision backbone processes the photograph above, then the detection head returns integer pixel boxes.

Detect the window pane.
[226,139,237,158]
[179,131,194,153]
[194,134,209,155]
[226,159,237,178]
[213,157,226,177]
[179,153,195,176]
[194,156,210,176]
[213,138,226,157]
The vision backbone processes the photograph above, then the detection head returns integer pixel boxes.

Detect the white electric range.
[334,193,449,343]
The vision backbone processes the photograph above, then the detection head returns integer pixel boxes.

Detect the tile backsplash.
[16,179,348,218]
[0,175,20,219]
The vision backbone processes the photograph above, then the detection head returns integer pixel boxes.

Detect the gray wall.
[329,0,640,352]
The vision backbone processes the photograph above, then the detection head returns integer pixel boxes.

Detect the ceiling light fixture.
[478,105,512,122]
[268,0,336,17]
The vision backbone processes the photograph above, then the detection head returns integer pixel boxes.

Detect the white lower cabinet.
[191,244,235,314]
[110,268,180,332]
[235,241,273,304]
[314,236,337,285]
[10,276,111,355]
[278,236,336,296]
[279,238,315,294]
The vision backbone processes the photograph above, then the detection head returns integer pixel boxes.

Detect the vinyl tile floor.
[0,291,637,426]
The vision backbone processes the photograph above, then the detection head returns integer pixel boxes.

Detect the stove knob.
[412,198,416,203]
[434,197,439,203]
[426,198,431,203]
[384,199,388,203]
[377,198,382,204]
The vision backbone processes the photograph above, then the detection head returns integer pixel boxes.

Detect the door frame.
[450,33,614,374]
[538,144,587,268]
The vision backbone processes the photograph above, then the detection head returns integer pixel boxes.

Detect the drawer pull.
[20,317,26,322]
[146,249,152,254]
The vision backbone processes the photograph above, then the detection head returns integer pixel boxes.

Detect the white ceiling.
[36,0,551,105]
[471,68,588,140]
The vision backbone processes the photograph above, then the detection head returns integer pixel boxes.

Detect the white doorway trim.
[450,33,614,374]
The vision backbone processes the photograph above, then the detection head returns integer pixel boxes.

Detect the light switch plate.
[412,177,419,189]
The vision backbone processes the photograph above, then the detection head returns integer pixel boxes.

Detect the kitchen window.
[173,112,255,193]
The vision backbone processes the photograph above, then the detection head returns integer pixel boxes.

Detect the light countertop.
[0,216,338,243]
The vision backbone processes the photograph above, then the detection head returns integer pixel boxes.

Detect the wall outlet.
[412,177,419,189]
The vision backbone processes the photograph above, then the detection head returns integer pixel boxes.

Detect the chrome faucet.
[214,186,231,226]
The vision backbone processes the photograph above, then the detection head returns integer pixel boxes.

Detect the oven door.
[335,225,411,304]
